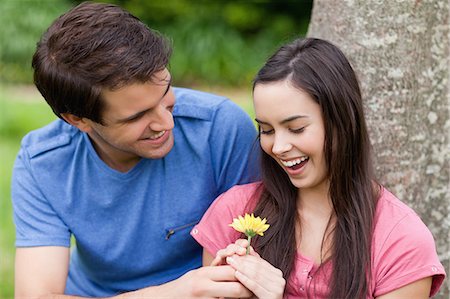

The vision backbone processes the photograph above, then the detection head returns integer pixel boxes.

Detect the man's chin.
[142,133,174,159]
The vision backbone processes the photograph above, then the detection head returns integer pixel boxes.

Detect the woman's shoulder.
[375,187,419,220]
[371,186,446,297]
[191,182,264,254]
[225,181,264,197]
[213,182,263,211]
[372,185,439,261]
[374,186,430,238]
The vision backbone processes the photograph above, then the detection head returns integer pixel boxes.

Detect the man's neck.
[87,135,141,173]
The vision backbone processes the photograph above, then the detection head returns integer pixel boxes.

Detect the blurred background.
[1,0,313,86]
[0,0,313,297]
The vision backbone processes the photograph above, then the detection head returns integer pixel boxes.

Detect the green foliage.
[0,85,57,298]
[0,91,56,139]
[0,0,72,84]
[2,0,312,86]
[0,137,17,299]
[114,0,312,86]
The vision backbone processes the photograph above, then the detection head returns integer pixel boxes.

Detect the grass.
[0,84,57,299]
[0,84,254,298]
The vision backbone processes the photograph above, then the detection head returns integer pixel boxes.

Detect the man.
[12,2,258,298]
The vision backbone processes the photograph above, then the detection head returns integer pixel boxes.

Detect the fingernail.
[226,256,234,265]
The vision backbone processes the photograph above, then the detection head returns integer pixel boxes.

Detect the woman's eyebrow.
[280,115,308,124]
[255,115,308,125]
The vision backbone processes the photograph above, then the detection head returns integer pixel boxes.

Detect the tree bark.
[307,0,449,297]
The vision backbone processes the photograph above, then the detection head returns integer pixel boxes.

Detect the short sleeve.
[191,184,259,256]
[373,213,446,297]
[12,148,71,247]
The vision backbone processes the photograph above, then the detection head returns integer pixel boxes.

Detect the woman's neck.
[297,182,333,218]
[296,183,335,264]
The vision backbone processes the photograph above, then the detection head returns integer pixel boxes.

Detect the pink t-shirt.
[191,182,446,298]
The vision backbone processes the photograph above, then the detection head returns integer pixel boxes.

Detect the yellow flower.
[229,213,270,238]
[229,213,269,254]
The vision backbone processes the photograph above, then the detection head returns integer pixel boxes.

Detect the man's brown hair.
[32,1,172,124]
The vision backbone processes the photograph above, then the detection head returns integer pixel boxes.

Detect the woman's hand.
[212,239,285,299]
[210,239,285,298]
[211,239,258,266]
[226,254,285,299]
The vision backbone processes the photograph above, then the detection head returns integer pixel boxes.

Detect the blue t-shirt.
[12,87,259,297]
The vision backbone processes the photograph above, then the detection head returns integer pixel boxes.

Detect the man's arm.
[15,247,69,298]
[15,247,251,299]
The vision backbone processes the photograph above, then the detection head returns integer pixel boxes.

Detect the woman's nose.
[272,133,292,155]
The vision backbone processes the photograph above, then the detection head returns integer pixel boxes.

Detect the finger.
[211,248,233,266]
[233,265,285,299]
[228,254,279,276]
[210,251,224,266]
[234,239,260,257]
[199,266,253,298]
[234,270,270,299]
[210,256,221,266]
[211,244,247,266]
[224,243,246,256]
[235,238,250,248]
[227,255,285,291]
[201,265,238,281]
[203,281,253,298]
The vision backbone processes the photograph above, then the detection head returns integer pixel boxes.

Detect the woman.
[191,38,445,298]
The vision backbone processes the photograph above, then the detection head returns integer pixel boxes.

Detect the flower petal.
[229,213,270,237]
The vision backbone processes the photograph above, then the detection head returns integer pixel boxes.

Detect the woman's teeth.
[281,156,309,167]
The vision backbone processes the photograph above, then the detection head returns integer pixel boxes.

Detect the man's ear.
[61,113,92,133]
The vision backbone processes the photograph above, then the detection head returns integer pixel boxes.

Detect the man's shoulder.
[173,87,244,121]
[20,119,79,159]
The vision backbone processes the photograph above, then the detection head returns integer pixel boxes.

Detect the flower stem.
[246,235,252,255]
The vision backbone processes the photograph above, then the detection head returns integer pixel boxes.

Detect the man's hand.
[146,265,253,299]
[15,246,252,299]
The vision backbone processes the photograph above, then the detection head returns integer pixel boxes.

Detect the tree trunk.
[307,0,449,297]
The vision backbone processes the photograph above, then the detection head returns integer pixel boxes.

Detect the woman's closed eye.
[260,128,274,135]
[259,126,305,135]
[289,127,305,134]
[258,125,274,135]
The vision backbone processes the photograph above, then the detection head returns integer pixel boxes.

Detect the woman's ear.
[61,113,92,133]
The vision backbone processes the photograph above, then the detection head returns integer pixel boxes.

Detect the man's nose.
[148,104,174,132]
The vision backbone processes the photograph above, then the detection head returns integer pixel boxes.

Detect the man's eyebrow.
[119,109,149,123]
[255,115,308,125]
[161,78,171,98]
[118,76,172,123]
[157,72,172,97]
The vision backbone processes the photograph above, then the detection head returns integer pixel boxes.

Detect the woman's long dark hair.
[251,38,379,298]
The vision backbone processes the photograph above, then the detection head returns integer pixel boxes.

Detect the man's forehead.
[101,69,171,97]
[151,68,171,85]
